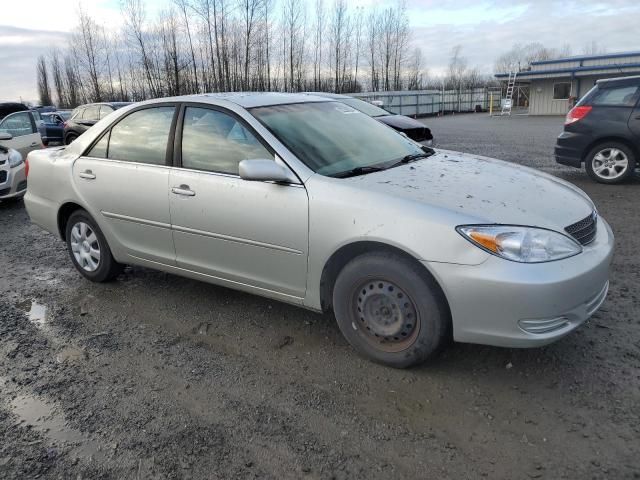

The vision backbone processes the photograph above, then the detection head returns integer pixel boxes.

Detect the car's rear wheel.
[65,210,122,282]
[585,142,636,184]
[332,251,450,368]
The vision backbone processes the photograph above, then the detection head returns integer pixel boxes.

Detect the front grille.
[565,211,597,245]
[0,187,10,196]
[0,171,7,183]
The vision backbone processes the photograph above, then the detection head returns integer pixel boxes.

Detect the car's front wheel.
[65,210,123,282]
[65,133,78,145]
[333,251,450,368]
[585,142,636,184]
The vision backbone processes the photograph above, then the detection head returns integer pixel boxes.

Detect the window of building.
[553,82,572,100]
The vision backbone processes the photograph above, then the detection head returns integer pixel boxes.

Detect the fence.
[351,88,501,117]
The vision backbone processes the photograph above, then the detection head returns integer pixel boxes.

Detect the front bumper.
[426,217,614,348]
[0,163,27,200]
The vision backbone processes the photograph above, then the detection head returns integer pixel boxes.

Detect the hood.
[345,149,595,231]
[376,114,426,130]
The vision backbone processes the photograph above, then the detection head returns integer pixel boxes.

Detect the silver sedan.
[24,93,614,368]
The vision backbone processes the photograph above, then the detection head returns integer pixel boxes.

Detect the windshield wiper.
[400,148,436,164]
[330,165,387,178]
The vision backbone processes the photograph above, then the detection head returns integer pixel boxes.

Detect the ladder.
[501,71,517,116]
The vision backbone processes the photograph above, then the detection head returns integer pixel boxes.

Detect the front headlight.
[457,225,582,263]
[8,149,23,168]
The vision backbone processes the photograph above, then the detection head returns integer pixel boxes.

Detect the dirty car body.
[24,93,614,367]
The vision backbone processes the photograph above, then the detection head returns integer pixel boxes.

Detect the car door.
[629,89,640,142]
[73,105,178,265]
[0,111,41,157]
[168,105,309,299]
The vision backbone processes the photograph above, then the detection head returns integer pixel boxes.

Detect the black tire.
[585,142,636,184]
[333,251,450,368]
[65,133,78,145]
[65,210,123,282]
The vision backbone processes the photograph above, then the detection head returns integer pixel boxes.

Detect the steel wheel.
[591,148,629,181]
[70,221,101,272]
[354,279,420,353]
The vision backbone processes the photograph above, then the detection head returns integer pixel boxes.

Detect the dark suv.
[64,102,131,144]
[555,76,640,184]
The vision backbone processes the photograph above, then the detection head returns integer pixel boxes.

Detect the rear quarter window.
[591,86,640,107]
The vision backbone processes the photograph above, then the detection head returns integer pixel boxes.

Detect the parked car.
[555,75,640,184]
[40,111,71,146]
[0,140,27,202]
[305,92,434,144]
[25,93,613,368]
[0,110,43,157]
[64,102,131,144]
[0,102,29,121]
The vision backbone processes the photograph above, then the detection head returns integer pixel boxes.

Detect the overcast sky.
[1,0,639,102]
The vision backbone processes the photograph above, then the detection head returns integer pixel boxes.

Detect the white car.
[0,110,44,157]
[0,140,27,201]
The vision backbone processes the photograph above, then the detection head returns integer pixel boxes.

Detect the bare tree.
[174,0,200,93]
[50,50,66,107]
[76,6,103,102]
[37,56,53,106]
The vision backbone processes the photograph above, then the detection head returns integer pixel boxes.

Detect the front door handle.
[31,142,39,147]
[171,185,195,197]
[79,170,96,180]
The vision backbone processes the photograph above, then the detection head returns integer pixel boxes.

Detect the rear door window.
[107,107,175,165]
[99,105,115,119]
[83,106,100,121]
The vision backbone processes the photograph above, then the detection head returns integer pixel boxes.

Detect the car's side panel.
[168,169,309,297]
[71,157,176,265]
[629,100,640,143]
[302,174,490,311]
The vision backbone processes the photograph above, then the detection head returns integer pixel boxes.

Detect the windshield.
[339,97,390,117]
[250,101,424,177]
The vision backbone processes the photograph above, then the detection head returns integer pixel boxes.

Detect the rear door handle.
[30,142,38,147]
[171,185,195,197]
[79,170,96,180]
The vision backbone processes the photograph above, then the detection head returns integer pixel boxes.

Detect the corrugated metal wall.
[350,89,500,116]
[529,79,574,115]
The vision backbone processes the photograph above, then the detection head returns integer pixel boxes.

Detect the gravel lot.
[1,114,639,479]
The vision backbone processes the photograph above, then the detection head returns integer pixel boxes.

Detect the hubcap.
[354,280,419,352]
[592,148,628,180]
[70,222,101,272]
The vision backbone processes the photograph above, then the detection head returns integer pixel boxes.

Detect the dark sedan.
[64,102,131,144]
[555,75,640,184]
[305,92,433,144]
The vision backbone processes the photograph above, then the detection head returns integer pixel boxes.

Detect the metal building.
[495,51,640,115]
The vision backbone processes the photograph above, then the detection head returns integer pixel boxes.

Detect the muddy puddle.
[7,382,104,461]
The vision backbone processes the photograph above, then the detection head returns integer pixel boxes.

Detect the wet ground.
[1,114,639,479]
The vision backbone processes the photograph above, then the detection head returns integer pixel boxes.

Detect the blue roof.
[495,61,640,79]
[531,51,640,66]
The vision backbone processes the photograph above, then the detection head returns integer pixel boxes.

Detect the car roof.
[596,75,640,87]
[139,92,337,109]
[303,92,350,99]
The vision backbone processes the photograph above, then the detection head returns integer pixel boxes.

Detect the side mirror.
[0,132,13,141]
[239,159,295,183]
